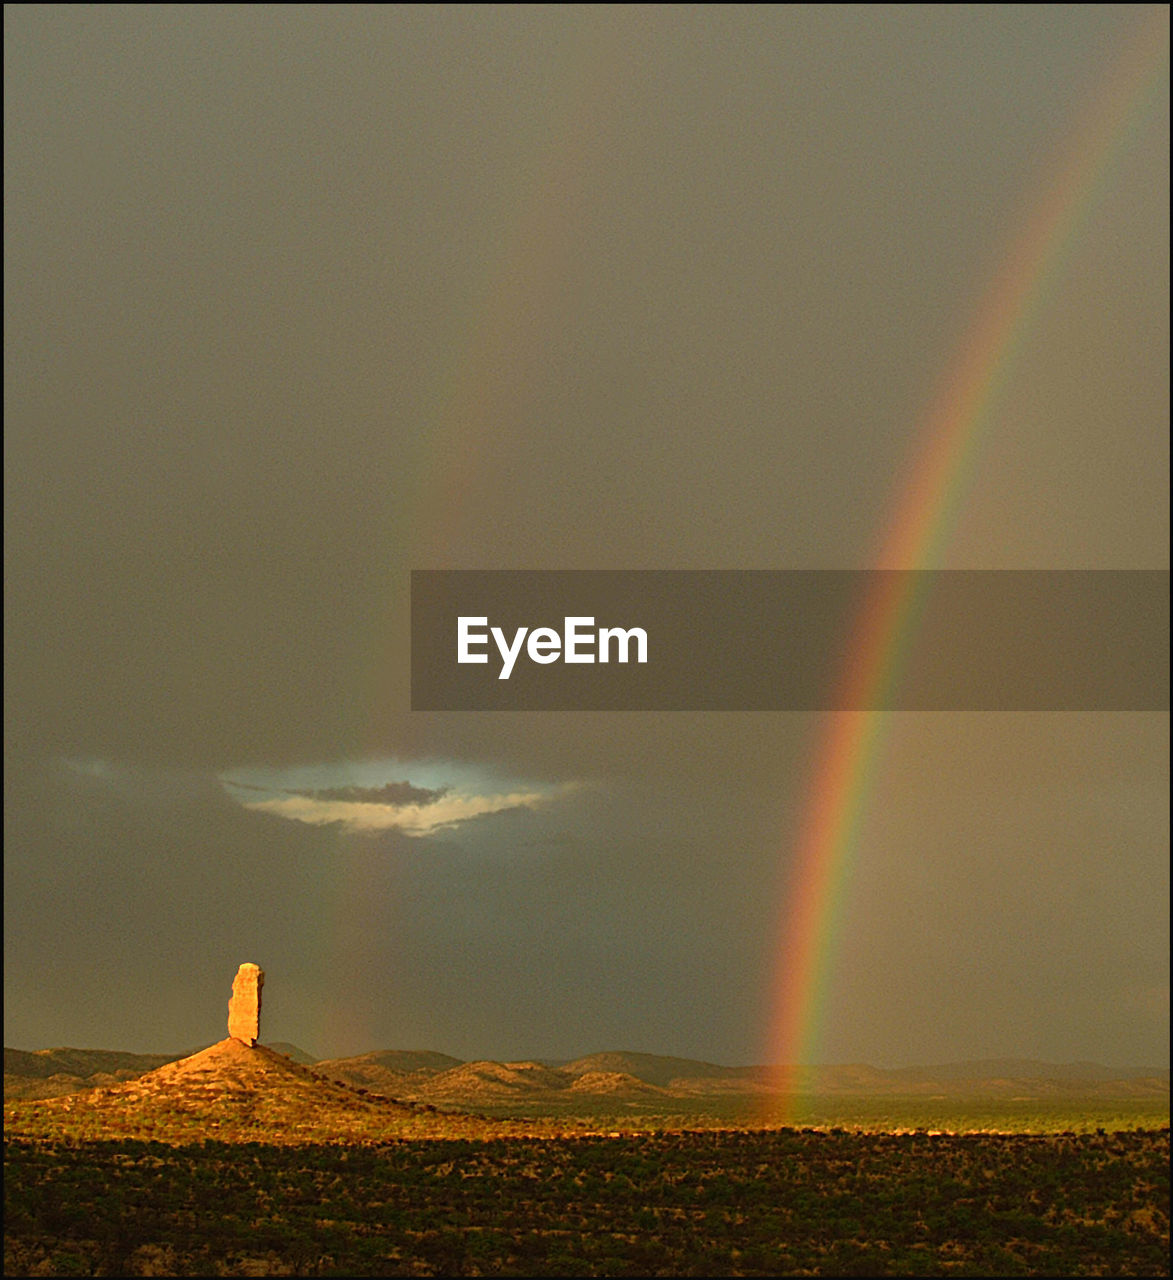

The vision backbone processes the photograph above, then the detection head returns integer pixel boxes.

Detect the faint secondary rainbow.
[358,17,647,746]
[404,15,649,568]
[312,21,647,1057]
[765,14,1169,1116]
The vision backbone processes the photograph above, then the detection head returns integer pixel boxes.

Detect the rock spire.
[227,962,264,1046]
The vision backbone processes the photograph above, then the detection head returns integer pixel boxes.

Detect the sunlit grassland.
[7,1087,1167,1275]
[465,1093,1171,1135]
[7,1090,1167,1145]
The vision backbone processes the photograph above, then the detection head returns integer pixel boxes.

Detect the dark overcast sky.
[5,5,1168,1067]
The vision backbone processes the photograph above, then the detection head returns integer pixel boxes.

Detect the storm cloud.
[5,5,1167,1067]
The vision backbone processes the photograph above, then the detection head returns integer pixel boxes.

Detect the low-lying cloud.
[306,781,450,807]
[238,788,551,835]
[216,761,578,837]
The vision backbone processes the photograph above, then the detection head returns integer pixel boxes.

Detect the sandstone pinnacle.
[227,962,264,1046]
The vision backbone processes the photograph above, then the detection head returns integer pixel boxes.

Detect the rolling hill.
[6,1041,1168,1113]
[292,1049,1171,1109]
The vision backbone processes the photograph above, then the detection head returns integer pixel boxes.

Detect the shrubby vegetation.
[466,1093,1172,1135]
[5,1128,1168,1276]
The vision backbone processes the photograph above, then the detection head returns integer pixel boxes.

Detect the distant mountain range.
[5,1043,1168,1104]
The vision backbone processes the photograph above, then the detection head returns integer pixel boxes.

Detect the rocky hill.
[4,1047,187,1099]
[3,1040,318,1100]
[4,1039,542,1144]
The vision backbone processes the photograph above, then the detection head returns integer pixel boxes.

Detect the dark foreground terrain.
[5,1127,1168,1277]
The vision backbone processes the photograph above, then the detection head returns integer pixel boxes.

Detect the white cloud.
[217,757,583,836]
[240,788,551,835]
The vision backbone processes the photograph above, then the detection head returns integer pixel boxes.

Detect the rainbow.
[323,23,648,1056]
[408,19,647,568]
[765,13,1169,1117]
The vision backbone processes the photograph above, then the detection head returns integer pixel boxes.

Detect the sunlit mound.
[115,1037,358,1101]
[3,1039,542,1144]
[567,1070,667,1096]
